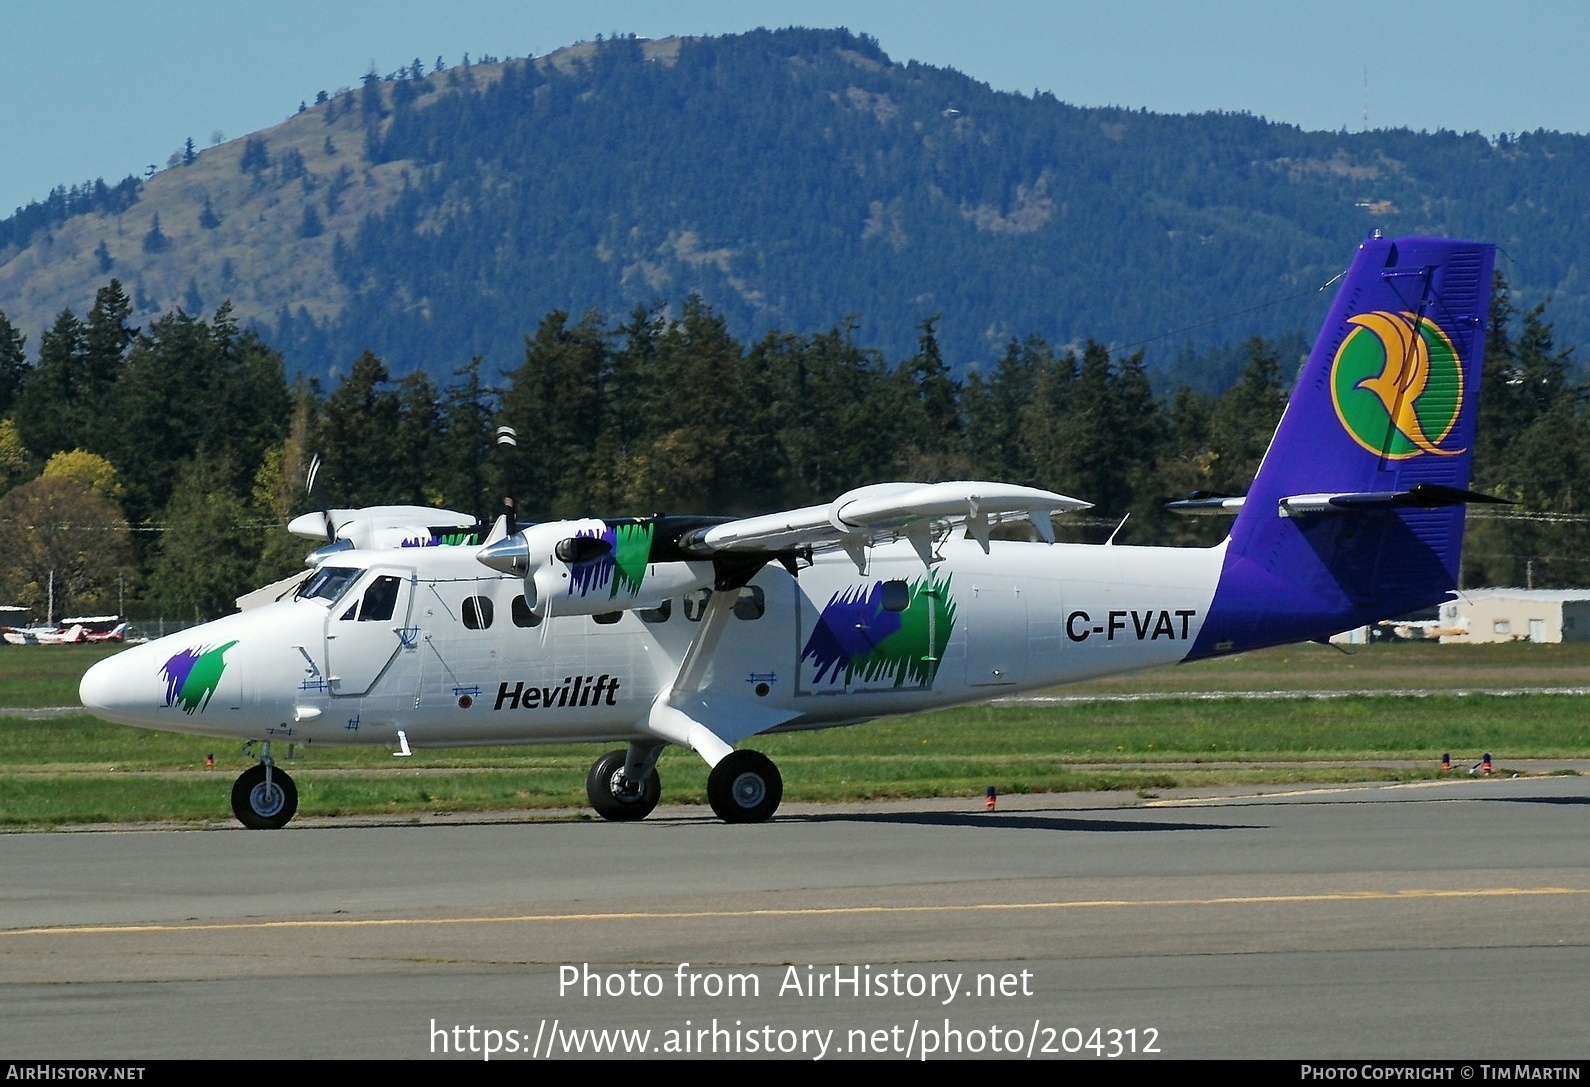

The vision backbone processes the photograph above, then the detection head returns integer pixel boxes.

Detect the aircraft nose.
[79,648,161,725]
[80,653,129,718]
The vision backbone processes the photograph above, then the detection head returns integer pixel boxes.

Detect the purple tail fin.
[1189,235,1495,658]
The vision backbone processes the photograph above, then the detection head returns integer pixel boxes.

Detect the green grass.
[0,644,124,707]
[2,641,1586,826]
[1057,639,1590,694]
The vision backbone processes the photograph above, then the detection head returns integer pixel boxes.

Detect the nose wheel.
[706,750,782,823]
[232,762,298,829]
[586,748,662,821]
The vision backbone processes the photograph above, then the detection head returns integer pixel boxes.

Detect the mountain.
[2,28,1587,384]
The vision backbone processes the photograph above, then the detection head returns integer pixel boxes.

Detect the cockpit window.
[296,566,364,605]
[357,576,402,622]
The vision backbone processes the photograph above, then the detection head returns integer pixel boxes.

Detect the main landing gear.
[232,742,298,829]
[584,745,784,824]
[707,750,783,823]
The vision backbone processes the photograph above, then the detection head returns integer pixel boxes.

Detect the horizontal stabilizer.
[1278,483,1512,517]
[1166,492,1246,516]
[678,480,1089,563]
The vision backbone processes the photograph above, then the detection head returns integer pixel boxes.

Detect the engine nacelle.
[477,518,714,618]
[288,506,481,553]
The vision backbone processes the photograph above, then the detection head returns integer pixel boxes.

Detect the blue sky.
[4,1,1588,216]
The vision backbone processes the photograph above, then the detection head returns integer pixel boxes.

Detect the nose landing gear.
[232,742,298,829]
[586,746,662,821]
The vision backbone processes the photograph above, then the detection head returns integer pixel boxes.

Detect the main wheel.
[586,749,662,821]
[706,750,782,823]
[231,763,298,829]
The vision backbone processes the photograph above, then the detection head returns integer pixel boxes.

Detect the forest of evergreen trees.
[0,272,1582,622]
[10,30,1586,392]
[285,29,1590,381]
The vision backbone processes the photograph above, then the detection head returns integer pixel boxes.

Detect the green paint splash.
[848,571,956,687]
[176,640,237,714]
[610,522,654,598]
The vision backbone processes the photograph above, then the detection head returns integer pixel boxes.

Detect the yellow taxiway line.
[4,886,1586,937]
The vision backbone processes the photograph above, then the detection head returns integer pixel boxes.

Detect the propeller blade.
[305,453,335,543]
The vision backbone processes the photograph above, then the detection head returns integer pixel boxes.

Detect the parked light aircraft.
[81,235,1498,828]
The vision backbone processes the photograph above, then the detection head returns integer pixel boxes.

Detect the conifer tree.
[239,136,269,176]
[0,309,27,416]
[148,455,257,620]
[141,213,169,253]
[298,204,324,239]
[434,357,495,517]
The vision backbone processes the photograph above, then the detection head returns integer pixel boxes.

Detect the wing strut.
[640,581,801,768]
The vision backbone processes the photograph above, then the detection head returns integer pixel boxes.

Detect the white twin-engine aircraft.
[82,235,1501,828]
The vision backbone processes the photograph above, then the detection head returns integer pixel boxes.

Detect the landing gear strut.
[232,742,298,829]
[586,746,662,821]
[707,750,782,823]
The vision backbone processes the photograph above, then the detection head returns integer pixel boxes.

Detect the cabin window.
[593,611,623,625]
[683,589,712,622]
[733,585,765,620]
[297,566,363,605]
[880,580,910,613]
[639,599,671,624]
[358,576,401,622]
[511,595,542,628]
[462,595,494,630]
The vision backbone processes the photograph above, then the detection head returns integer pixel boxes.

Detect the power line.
[1118,270,1346,353]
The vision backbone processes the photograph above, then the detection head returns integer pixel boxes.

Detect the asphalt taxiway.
[3,774,1588,1059]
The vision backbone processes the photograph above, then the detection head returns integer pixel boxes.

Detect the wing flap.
[679,480,1090,557]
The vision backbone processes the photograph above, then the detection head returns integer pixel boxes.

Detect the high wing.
[474,479,1091,618]
[675,480,1091,569]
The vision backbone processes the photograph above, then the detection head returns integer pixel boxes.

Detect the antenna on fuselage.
[1104,511,1131,546]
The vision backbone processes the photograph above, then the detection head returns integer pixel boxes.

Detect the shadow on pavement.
[787,809,1262,832]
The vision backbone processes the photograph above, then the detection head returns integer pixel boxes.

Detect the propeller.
[305,453,335,544]
[495,426,518,528]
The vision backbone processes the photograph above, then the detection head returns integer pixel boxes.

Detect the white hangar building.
[1437,589,1590,644]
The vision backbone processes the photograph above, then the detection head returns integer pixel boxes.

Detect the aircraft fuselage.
[84,537,1224,750]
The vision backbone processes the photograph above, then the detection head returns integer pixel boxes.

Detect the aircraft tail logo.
[1330,310,1464,459]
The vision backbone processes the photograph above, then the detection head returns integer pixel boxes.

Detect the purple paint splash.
[567,525,617,597]
[799,582,903,683]
[160,647,202,707]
